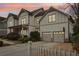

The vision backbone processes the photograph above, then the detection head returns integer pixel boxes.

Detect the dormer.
[18,8,30,25]
[31,8,44,16]
[7,13,18,27]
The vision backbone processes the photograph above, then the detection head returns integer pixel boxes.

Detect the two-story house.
[39,7,74,42]
[0,16,7,36]
[7,8,44,36]
[7,13,18,34]
[7,7,75,42]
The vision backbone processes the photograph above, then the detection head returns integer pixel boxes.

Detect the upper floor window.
[9,21,13,26]
[15,20,18,26]
[22,18,26,24]
[37,19,39,23]
[48,14,56,23]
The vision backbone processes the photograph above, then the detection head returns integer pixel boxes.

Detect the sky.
[0,3,74,17]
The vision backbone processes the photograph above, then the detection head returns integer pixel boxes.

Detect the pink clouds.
[0,3,70,17]
[0,3,67,12]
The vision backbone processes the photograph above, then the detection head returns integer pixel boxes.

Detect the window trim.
[21,18,26,24]
[54,31,64,35]
[36,18,39,24]
[9,21,13,26]
[48,14,56,23]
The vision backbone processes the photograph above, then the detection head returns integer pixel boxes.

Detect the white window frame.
[36,19,39,23]
[9,21,13,26]
[15,20,17,25]
[48,14,56,23]
[54,32,64,35]
[22,18,26,24]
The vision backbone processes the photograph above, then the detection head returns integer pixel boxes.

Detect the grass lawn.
[54,43,73,51]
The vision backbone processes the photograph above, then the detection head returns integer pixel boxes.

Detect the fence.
[28,41,78,56]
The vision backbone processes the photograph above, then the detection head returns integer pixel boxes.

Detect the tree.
[71,4,79,34]
[66,4,79,53]
[66,3,79,34]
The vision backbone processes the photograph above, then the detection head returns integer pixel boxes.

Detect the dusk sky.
[0,3,74,17]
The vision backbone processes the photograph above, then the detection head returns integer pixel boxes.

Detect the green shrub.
[0,35,7,39]
[0,35,4,38]
[0,41,3,47]
[30,31,41,42]
[19,35,29,43]
[7,32,20,40]
[71,34,79,43]
[2,35,7,39]
[71,34,79,53]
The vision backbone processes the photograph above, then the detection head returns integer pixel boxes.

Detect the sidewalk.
[0,39,15,45]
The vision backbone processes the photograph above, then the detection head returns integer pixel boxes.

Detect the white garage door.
[42,32,53,42]
[42,31,65,42]
[53,32,64,42]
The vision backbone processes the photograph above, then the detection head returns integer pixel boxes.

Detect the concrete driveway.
[0,41,58,56]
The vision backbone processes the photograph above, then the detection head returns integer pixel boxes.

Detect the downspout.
[68,18,70,42]
[28,13,30,37]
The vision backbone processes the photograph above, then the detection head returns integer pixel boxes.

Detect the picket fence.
[28,41,79,56]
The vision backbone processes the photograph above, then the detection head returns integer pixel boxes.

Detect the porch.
[8,25,29,35]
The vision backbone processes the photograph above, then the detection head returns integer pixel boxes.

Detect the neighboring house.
[0,17,7,36]
[7,13,18,34]
[7,7,75,42]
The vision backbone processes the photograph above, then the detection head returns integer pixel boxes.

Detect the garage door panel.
[42,31,64,42]
[42,33,52,41]
[54,32,64,42]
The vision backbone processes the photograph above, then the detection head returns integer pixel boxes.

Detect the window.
[49,14,56,22]
[15,20,18,26]
[9,21,13,26]
[22,18,26,24]
[54,32,64,35]
[37,19,39,23]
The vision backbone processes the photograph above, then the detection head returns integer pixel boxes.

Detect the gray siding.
[69,21,74,34]
[19,12,29,25]
[0,20,7,36]
[14,19,18,26]
[40,11,69,39]
[7,16,14,27]
[40,11,68,25]
[28,26,35,36]
[34,16,42,28]
[29,15,42,33]
[29,16,35,26]
[28,15,35,36]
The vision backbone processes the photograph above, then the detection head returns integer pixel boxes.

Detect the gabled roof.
[68,16,75,23]
[7,13,18,20]
[35,11,46,17]
[18,8,31,17]
[31,8,44,15]
[39,7,75,23]
[18,8,44,17]
[0,16,6,22]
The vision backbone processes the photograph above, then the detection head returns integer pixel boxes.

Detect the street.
[0,41,58,56]
[0,43,28,56]
[0,41,74,56]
